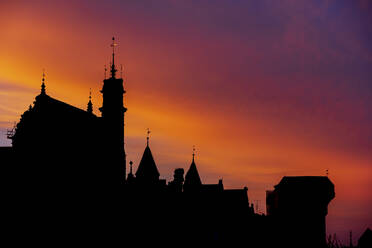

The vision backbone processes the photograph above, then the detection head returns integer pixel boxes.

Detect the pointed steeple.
[87,88,93,114]
[110,37,117,78]
[184,146,202,190]
[41,69,46,95]
[135,132,160,183]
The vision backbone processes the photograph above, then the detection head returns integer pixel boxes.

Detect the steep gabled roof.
[135,145,160,181]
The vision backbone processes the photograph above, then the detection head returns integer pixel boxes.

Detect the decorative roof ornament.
[129,160,133,174]
[192,145,196,162]
[87,88,93,114]
[41,69,46,95]
[110,37,118,78]
[146,128,151,147]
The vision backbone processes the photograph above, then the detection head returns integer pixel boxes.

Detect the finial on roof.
[104,64,107,79]
[326,169,329,177]
[87,88,93,114]
[41,69,46,95]
[120,64,123,78]
[146,128,151,146]
[129,160,133,174]
[110,36,118,78]
[192,145,196,162]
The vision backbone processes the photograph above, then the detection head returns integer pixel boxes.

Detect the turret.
[99,37,127,184]
[183,146,202,192]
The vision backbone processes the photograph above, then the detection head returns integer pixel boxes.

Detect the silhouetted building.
[2,38,336,246]
[266,176,335,247]
[358,228,372,248]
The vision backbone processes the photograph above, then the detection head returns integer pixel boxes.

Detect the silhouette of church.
[1,38,335,247]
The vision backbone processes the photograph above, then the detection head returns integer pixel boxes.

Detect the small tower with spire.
[127,160,135,183]
[135,129,160,184]
[99,37,127,184]
[184,146,202,192]
[41,69,46,95]
[87,89,93,114]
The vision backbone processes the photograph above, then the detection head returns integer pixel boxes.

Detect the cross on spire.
[110,37,118,78]
[146,128,151,146]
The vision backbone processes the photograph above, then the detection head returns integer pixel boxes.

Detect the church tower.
[99,37,127,184]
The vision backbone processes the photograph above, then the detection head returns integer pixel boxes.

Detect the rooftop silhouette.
[1,38,337,247]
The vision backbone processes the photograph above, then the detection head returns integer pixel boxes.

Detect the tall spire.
[146,128,151,147]
[87,88,93,114]
[41,69,46,95]
[110,36,118,78]
[184,145,202,190]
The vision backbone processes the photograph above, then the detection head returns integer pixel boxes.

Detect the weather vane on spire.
[146,128,151,146]
[110,36,118,78]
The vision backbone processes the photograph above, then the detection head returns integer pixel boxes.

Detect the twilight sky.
[0,0,371,244]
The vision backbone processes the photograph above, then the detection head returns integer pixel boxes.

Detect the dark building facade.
[266,176,335,247]
[1,38,336,247]
[358,228,372,248]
